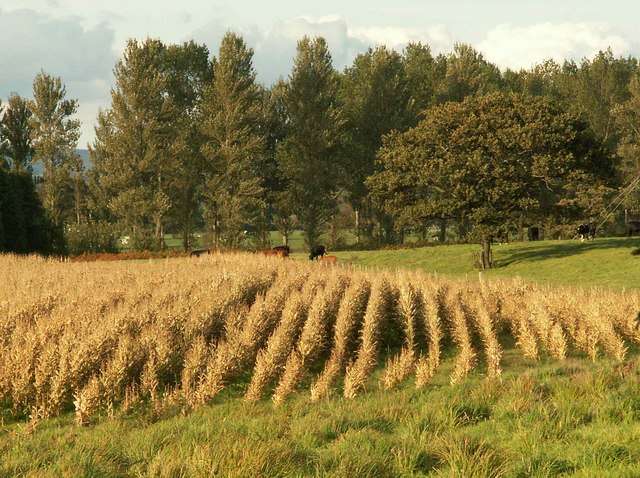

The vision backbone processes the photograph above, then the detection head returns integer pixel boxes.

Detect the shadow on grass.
[494,238,640,268]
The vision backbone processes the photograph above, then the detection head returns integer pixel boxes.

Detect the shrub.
[65,221,119,255]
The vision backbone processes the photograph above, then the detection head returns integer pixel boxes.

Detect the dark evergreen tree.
[201,32,265,248]
[277,37,346,248]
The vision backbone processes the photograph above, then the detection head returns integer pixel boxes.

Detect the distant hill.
[31,149,91,176]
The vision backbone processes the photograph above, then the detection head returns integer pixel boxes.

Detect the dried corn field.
[1,253,639,425]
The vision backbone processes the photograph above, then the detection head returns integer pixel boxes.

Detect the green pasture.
[3,351,640,477]
[164,230,640,290]
[328,237,640,290]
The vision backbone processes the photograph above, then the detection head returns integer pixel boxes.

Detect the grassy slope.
[4,238,640,477]
[328,237,640,289]
[3,352,640,477]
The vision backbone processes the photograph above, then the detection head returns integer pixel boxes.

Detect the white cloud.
[478,22,633,70]
[3,9,637,147]
[192,16,455,84]
[349,24,453,53]
[0,8,117,145]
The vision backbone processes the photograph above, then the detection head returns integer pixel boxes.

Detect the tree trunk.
[154,218,165,251]
[182,216,191,252]
[213,208,220,249]
[517,216,525,242]
[480,237,493,270]
[74,174,81,226]
[355,209,360,245]
[155,216,162,251]
[457,217,469,242]
[439,218,447,243]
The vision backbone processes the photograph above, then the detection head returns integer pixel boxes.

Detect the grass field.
[4,357,640,477]
[2,251,640,477]
[326,237,640,290]
[165,230,640,289]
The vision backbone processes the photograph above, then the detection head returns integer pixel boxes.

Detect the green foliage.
[164,41,211,251]
[65,221,119,255]
[277,37,346,248]
[0,94,34,173]
[29,72,80,227]
[567,50,637,150]
[341,46,412,206]
[438,43,503,102]
[25,34,640,255]
[403,42,444,117]
[201,32,265,248]
[90,39,209,251]
[613,71,640,208]
[0,169,57,254]
[369,92,616,266]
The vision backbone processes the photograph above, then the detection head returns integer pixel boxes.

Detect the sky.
[1,0,639,146]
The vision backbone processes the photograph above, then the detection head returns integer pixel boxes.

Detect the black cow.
[577,223,596,241]
[309,245,326,261]
[627,221,640,237]
[190,248,211,257]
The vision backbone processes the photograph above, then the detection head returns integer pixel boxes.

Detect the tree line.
[2,33,640,257]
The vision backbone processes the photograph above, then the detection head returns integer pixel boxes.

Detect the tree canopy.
[369,92,615,267]
[5,34,640,256]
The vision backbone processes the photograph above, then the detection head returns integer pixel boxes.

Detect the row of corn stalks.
[0,253,638,425]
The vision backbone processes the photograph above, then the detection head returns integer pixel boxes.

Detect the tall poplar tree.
[0,99,5,170]
[438,44,502,102]
[1,94,34,173]
[201,32,265,248]
[277,36,345,248]
[614,72,640,207]
[164,41,211,250]
[262,80,295,246]
[90,39,174,250]
[29,72,80,228]
[341,46,411,244]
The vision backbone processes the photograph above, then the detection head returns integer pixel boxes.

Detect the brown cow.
[261,249,288,258]
[320,255,337,264]
[272,245,291,257]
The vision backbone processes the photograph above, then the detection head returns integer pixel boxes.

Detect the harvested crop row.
[0,253,639,423]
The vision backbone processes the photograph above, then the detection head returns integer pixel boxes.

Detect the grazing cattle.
[261,248,288,258]
[190,248,210,257]
[309,245,326,261]
[320,255,337,264]
[577,223,596,241]
[628,220,640,237]
[272,245,290,257]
